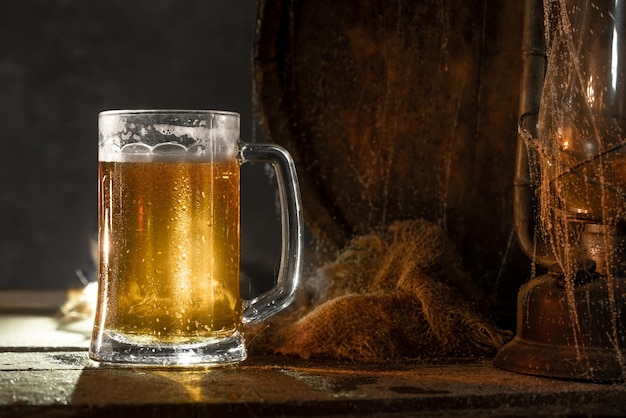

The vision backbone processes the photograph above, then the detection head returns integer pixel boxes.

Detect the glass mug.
[90,110,303,366]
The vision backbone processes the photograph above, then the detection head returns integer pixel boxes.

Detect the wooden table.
[2,291,626,417]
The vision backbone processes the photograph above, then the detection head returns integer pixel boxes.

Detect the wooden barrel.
[254,0,528,319]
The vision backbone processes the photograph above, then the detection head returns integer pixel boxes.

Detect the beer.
[96,158,241,345]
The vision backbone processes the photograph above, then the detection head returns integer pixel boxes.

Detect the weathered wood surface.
[4,351,626,417]
[2,313,626,417]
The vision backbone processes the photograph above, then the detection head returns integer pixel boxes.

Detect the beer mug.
[90,110,303,366]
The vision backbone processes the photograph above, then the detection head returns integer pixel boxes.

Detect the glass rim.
[99,109,240,118]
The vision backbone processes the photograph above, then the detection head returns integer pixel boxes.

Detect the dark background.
[0,0,281,290]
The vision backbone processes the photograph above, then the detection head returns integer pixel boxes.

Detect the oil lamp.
[495,0,626,381]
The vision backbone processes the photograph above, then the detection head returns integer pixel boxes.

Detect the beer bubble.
[120,143,151,155]
[188,144,207,155]
[153,143,187,155]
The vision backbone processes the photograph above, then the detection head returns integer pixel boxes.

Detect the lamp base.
[494,273,626,382]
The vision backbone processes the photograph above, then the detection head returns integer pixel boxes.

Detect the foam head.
[98,110,240,162]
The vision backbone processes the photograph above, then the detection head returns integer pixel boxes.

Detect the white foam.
[99,143,237,163]
[153,124,212,141]
[99,119,239,163]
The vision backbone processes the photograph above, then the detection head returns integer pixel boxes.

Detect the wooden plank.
[1,310,625,416]
[2,351,626,417]
[0,291,67,312]
[0,314,90,351]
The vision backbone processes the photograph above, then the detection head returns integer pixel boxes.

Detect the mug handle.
[239,142,303,325]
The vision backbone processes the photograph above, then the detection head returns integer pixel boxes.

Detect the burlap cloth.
[249,219,511,360]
